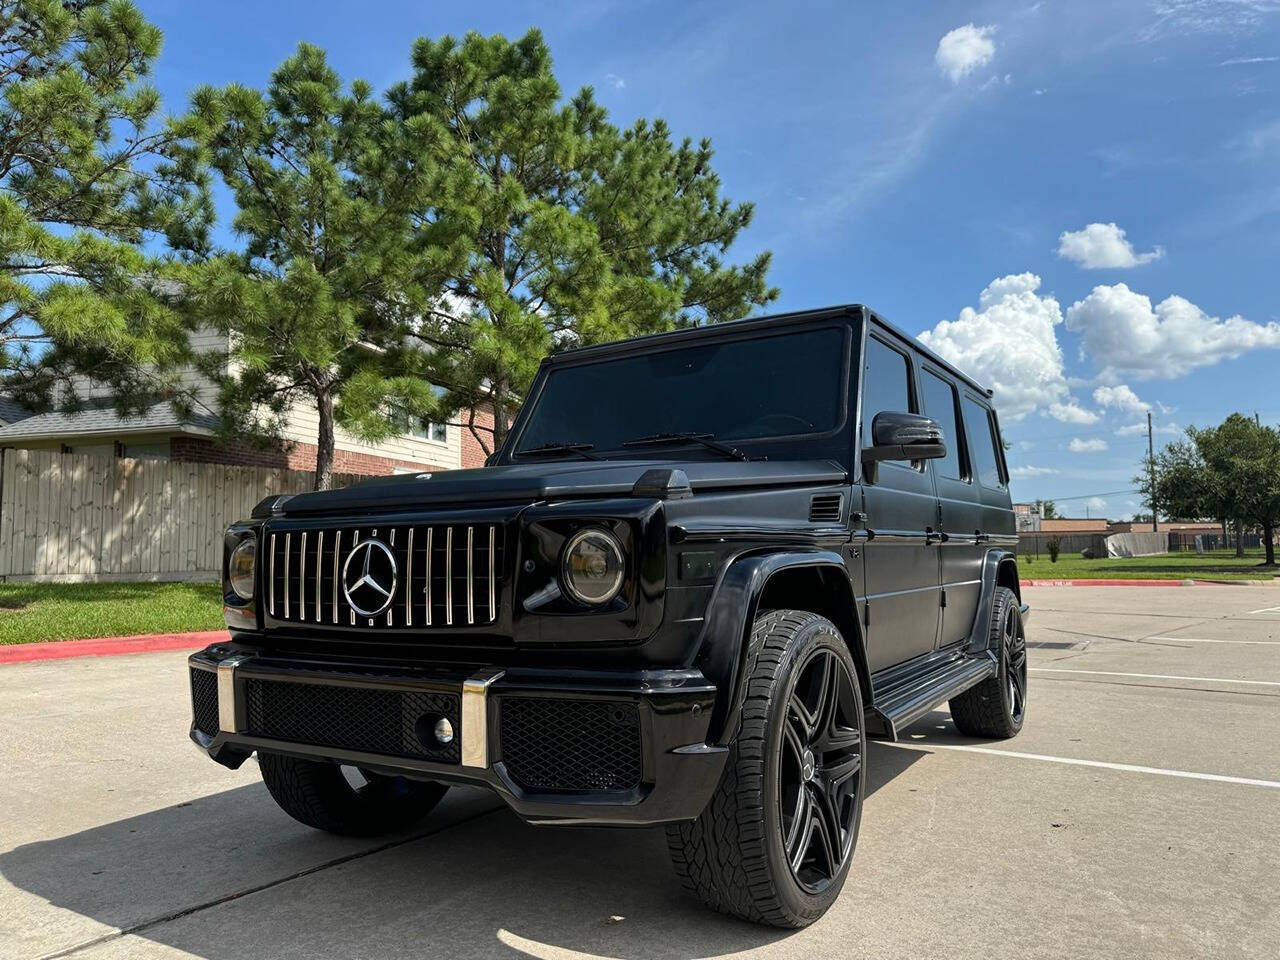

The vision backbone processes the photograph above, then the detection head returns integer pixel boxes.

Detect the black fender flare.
[966,548,1022,654]
[694,549,868,747]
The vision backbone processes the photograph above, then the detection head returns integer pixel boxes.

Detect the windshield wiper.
[621,431,750,461]
[518,441,601,461]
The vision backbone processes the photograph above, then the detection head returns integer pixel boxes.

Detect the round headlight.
[228,537,257,601]
[560,527,625,606]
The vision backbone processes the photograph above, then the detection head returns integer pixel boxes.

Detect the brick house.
[0,329,498,476]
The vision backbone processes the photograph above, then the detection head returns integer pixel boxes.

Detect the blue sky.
[141,0,1280,519]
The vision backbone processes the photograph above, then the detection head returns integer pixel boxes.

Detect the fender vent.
[809,494,844,523]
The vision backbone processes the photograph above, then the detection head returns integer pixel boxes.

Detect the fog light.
[433,717,454,745]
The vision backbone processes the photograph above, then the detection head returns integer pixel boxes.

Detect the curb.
[1020,578,1275,587]
[0,630,225,665]
[1021,578,1199,587]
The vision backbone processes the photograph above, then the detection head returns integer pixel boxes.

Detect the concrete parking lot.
[3,584,1279,960]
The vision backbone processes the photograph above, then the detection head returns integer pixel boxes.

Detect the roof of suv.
[545,304,994,400]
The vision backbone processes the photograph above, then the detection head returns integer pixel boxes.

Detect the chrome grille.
[267,523,504,628]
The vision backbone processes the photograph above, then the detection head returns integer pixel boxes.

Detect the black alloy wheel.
[779,646,863,893]
[1002,600,1028,726]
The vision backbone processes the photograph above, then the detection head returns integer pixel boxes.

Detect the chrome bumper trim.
[217,653,254,733]
[460,667,504,768]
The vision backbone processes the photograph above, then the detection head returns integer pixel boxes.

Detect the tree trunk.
[1264,522,1277,567]
[315,389,335,491]
[1234,519,1245,558]
[491,383,509,454]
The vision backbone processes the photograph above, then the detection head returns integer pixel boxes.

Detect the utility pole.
[1148,411,1158,532]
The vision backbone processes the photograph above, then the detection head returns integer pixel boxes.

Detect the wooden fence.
[0,449,357,582]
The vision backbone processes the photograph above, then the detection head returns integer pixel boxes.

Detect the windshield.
[513,326,848,457]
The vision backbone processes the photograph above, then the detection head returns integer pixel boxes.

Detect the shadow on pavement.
[3,743,923,960]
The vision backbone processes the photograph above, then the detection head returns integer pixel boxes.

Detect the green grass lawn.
[1018,548,1280,582]
[0,581,224,645]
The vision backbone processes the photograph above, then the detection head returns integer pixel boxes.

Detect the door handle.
[974,531,991,543]
[925,527,942,546]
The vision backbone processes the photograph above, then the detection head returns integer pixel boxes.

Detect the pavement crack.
[35,802,505,960]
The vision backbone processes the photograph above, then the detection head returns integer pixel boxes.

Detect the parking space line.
[886,742,1280,790]
[1029,667,1280,686]
[1148,636,1278,645]
[1248,606,1280,615]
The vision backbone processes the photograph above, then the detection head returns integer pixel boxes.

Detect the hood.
[277,458,848,516]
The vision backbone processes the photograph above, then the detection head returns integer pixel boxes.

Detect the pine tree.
[180,44,439,490]
[388,29,777,455]
[0,0,210,413]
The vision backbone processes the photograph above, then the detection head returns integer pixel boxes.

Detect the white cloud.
[1048,401,1100,424]
[1093,384,1151,413]
[1057,223,1165,269]
[935,24,997,83]
[918,273,1067,420]
[1146,1,1280,37]
[1010,465,1058,478]
[1083,496,1108,513]
[1069,437,1109,452]
[1220,55,1280,64]
[605,73,626,89]
[1116,420,1182,436]
[1065,283,1280,379]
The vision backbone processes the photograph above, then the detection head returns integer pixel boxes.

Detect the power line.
[1032,489,1139,502]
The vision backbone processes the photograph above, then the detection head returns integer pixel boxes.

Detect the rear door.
[956,391,1015,630]
[919,367,985,650]
[858,332,941,672]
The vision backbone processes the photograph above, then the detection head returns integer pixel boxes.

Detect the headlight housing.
[228,537,257,601]
[560,527,625,606]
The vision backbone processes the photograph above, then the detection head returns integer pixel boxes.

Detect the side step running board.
[867,654,997,741]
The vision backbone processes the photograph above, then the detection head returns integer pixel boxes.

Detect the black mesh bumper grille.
[498,697,642,793]
[190,668,219,736]
[243,678,461,763]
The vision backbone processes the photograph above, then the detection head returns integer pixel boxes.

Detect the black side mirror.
[861,411,946,483]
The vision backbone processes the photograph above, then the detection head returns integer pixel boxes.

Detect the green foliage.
[1046,536,1061,563]
[178,43,440,489]
[387,29,777,451]
[178,28,775,485]
[1143,413,1280,566]
[1036,499,1058,520]
[0,0,211,413]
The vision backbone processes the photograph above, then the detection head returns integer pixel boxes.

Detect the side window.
[963,395,1005,488]
[921,370,965,480]
[861,336,914,447]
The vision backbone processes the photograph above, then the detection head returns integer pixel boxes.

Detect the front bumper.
[188,644,726,826]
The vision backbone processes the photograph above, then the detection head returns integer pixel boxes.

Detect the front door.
[858,334,941,673]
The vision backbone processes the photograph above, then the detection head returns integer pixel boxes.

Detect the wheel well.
[996,556,1021,600]
[757,564,872,702]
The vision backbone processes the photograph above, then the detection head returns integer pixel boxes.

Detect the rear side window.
[861,337,914,446]
[921,370,964,480]
[963,395,1005,488]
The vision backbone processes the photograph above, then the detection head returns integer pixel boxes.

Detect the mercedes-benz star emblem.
[342,538,399,617]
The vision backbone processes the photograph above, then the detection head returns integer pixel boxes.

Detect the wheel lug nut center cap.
[801,749,816,781]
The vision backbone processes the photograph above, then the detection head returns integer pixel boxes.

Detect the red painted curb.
[0,630,225,665]
[1020,578,1194,587]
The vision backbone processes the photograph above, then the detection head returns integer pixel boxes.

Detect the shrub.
[1047,537,1061,563]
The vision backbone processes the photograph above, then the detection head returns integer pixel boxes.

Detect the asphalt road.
[3,584,1279,959]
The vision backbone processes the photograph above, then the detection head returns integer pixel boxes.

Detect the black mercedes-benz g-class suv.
[190,304,1028,927]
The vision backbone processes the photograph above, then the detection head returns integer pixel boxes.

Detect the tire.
[258,752,448,836]
[666,610,866,928]
[948,586,1027,739]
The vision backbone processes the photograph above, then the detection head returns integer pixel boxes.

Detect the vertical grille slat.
[267,520,503,630]
[425,527,434,626]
